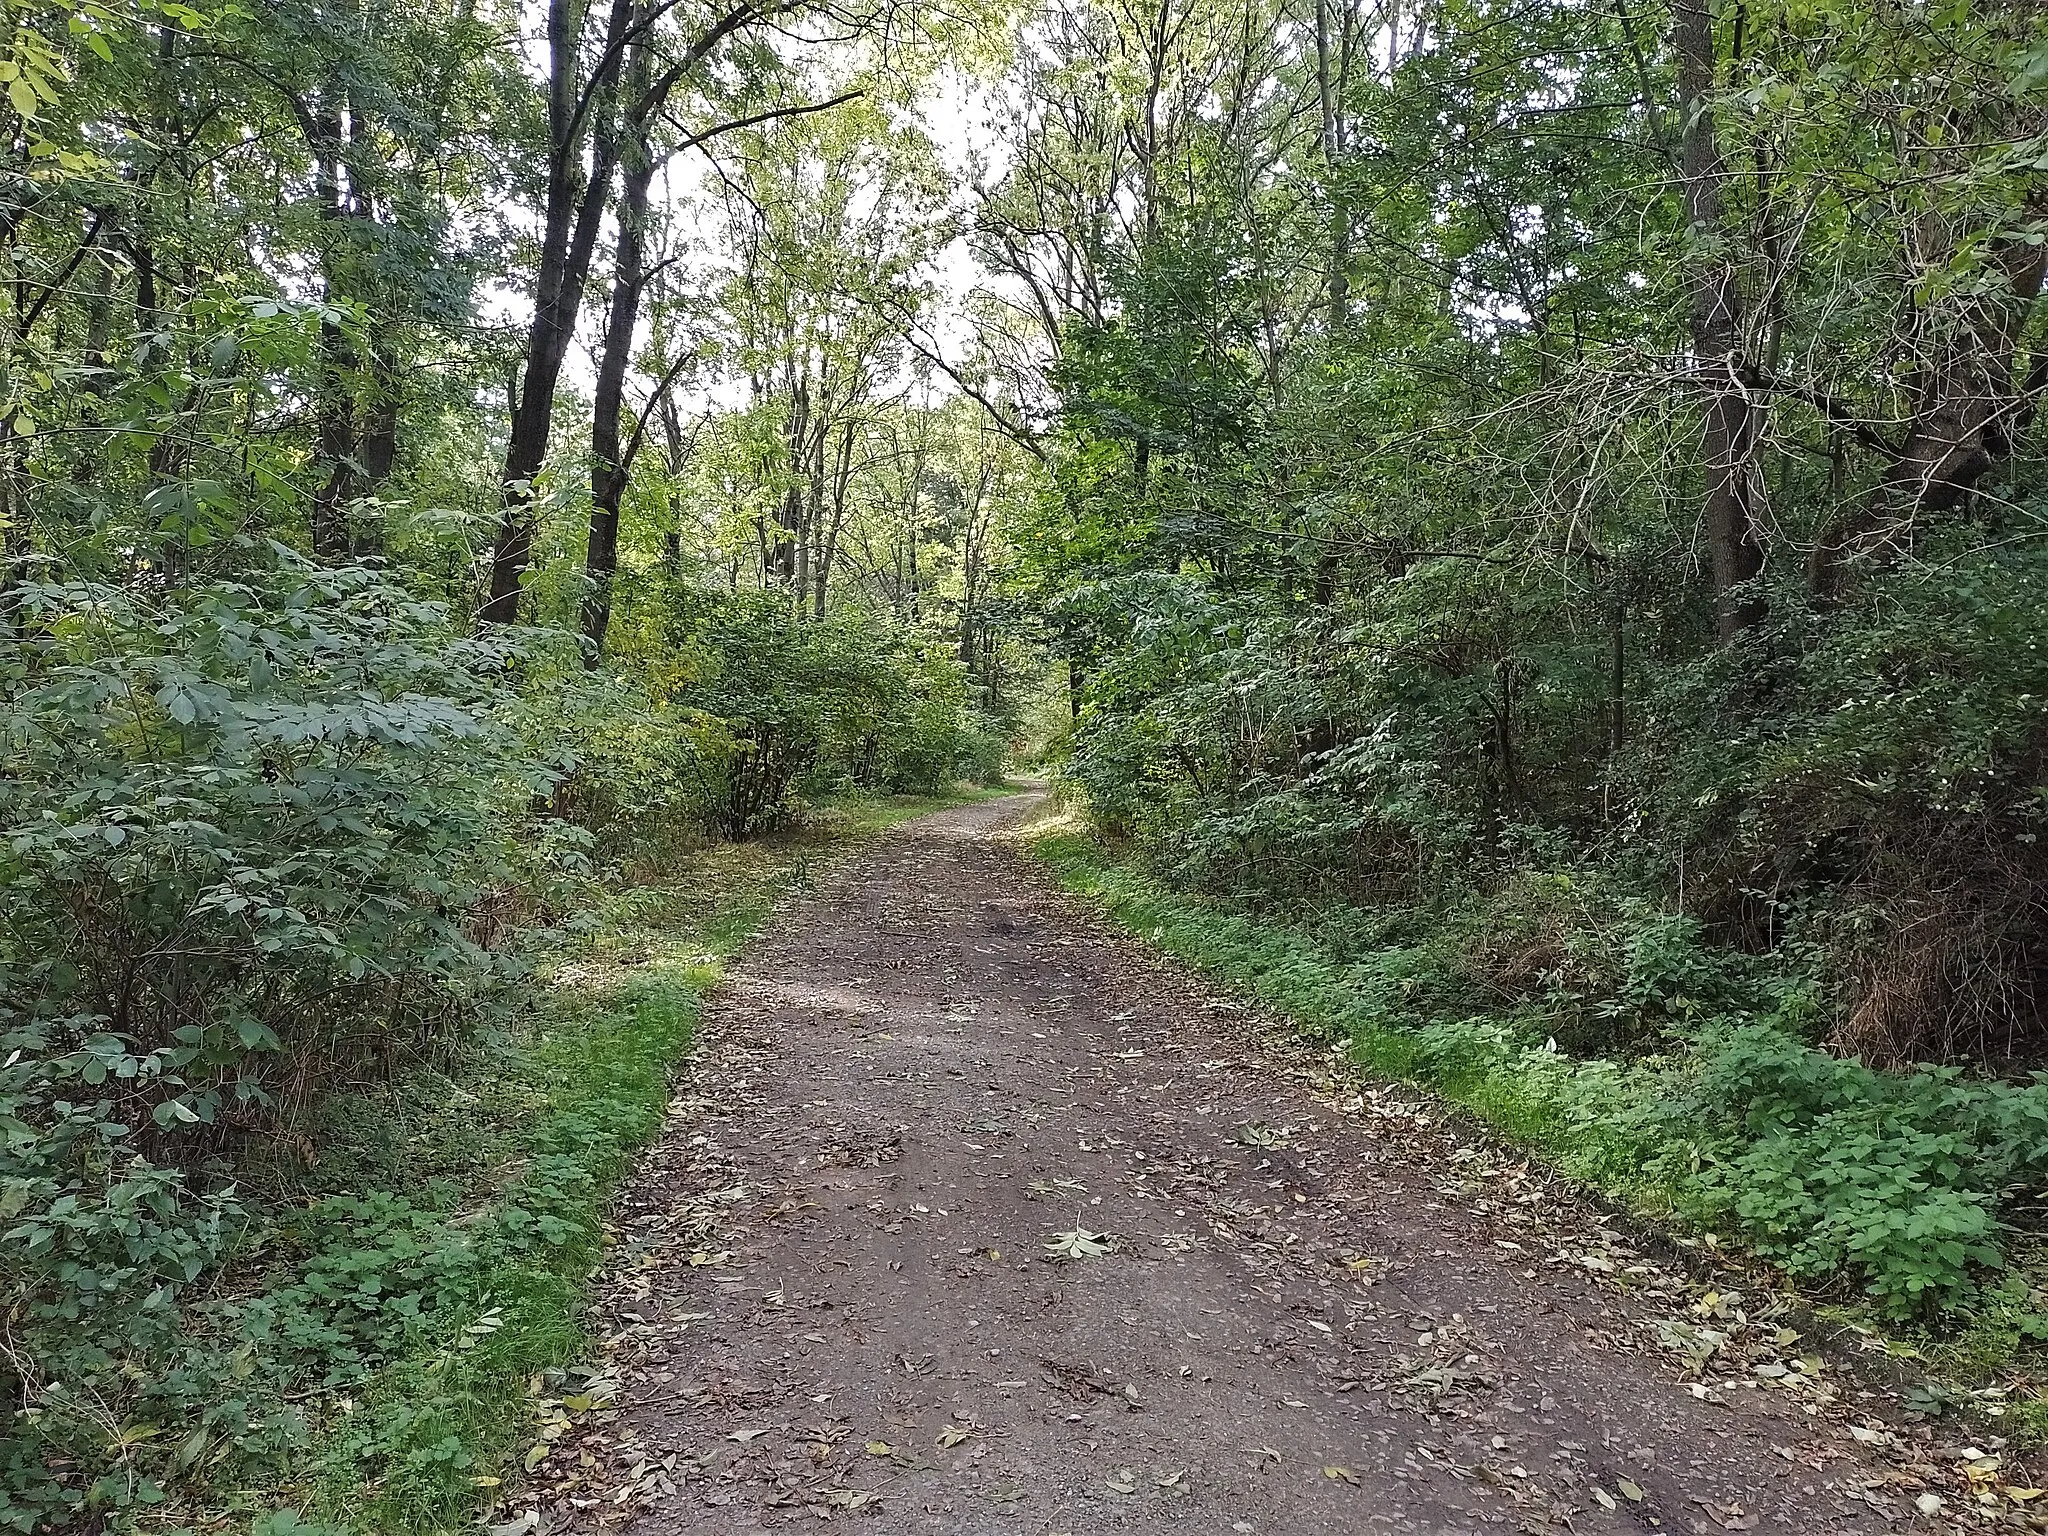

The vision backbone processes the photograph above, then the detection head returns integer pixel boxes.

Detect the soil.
[532,794,2005,1536]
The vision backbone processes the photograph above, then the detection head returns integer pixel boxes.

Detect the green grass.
[187,788,997,1536]
[298,971,706,1531]
[1029,827,1669,1196]
[1027,818,2048,1443]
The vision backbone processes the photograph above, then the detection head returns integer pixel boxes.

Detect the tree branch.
[664,87,864,153]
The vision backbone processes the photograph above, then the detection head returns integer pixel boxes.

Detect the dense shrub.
[1443,874,1772,1054]
[1052,500,2048,1318]
[1668,1027,2048,1315]
[522,673,723,870]
[1626,541,2048,1066]
[0,550,535,1527]
[668,596,992,835]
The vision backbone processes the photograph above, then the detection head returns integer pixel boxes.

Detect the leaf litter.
[493,797,2040,1533]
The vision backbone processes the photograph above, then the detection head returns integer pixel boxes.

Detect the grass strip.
[1026,819,2048,1444]
[1029,826,1656,1182]
[237,792,992,1535]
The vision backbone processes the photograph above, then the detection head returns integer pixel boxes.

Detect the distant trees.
[980,0,2048,1066]
[0,0,1018,1516]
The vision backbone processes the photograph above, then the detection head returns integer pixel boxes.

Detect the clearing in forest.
[527,795,1915,1534]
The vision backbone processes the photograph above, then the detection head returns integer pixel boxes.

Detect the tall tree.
[482,0,807,623]
[1673,0,1763,640]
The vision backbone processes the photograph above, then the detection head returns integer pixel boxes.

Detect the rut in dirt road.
[541,794,1906,1535]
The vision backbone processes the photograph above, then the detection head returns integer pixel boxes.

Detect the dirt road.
[537,794,1927,1535]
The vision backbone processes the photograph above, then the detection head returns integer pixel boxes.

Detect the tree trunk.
[1674,0,1764,642]
[481,0,637,624]
[1809,187,2048,596]
[358,330,400,496]
[814,416,855,618]
[769,375,809,591]
[1314,0,1355,332]
[482,0,768,622]
[793,420,822,612]
[659,390,689,571]
[581,40,656,662]
[348,101,400,552]
[311,97,356,562]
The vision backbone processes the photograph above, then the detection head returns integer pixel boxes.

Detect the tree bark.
[358,330,400,497]
[311,96,357,561]
[1313,0,1355,332]
[1809,187,2048,596]
[814,416,855,618]
[581,36,657,662]
[768,374,809,590]
[482,0,629,622]
[348,100,400,551]
[483,0,770,623]
[1675,0,1764,643]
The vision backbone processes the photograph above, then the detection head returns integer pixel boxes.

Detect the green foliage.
[10,0,2047,1506]
[1006,0,2048,1349]
[282,792,972,1529]
[0,0,1014,1524]
[1441,873,1772,1055]
[299,970,700,1528]
[0,548,538,1529]
[521,671,723,871]
[666,596,994,835]
[0,699,959,1530]
[1033,823,2048,1326]
[1028,828,1671,1197]
[1678,1027,2048,1316]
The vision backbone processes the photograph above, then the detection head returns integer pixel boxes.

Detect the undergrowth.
[284,792,981,1533]
[1028,816,2048,1441]
[96,792,982,1536]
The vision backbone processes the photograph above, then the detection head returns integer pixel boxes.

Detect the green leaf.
[1044,1227,1111,1259]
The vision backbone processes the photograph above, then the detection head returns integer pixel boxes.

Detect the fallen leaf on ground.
[1323,1465,1359,1484]
[1045,1227,1111,1259]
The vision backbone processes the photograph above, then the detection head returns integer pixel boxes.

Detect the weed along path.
[533,794,1910,1535]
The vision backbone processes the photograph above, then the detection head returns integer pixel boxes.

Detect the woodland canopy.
[1,0,2046,1522]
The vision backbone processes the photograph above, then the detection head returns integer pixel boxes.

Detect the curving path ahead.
[536,794,1919,1535]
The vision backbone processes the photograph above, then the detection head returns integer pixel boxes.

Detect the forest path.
[542,793,1902,1535]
